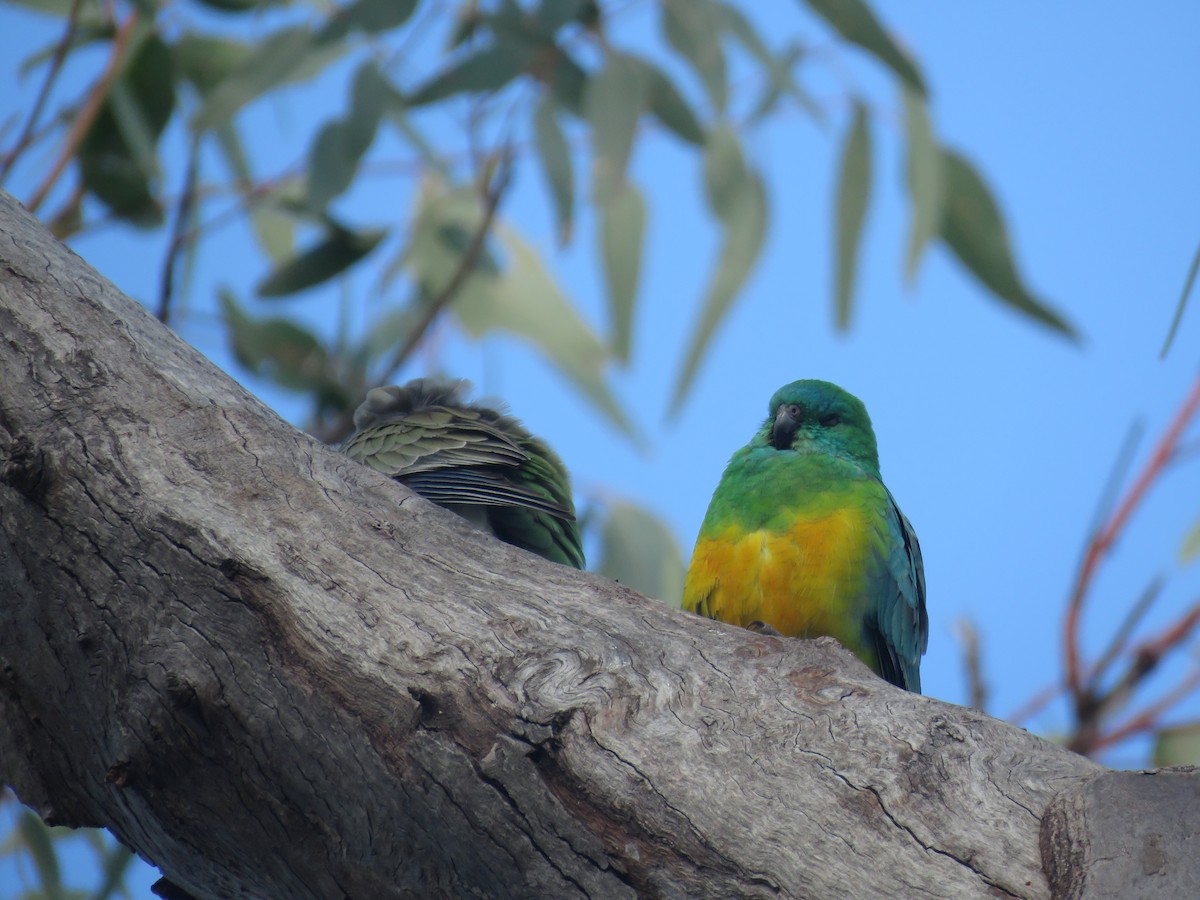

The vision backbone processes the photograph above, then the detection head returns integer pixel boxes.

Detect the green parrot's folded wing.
[342,379,585,570]
[868,493,928,693]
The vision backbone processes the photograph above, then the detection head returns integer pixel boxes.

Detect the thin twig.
[0,0,86,183]
[157,138,201,324]
[1089,666,1200,754]
[1084,576,1165,694]
[26,11,140,214]
[1064,375,1200,705]
[953,618,988,711]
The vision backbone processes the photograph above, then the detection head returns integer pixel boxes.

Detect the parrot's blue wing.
[867,490,928,693]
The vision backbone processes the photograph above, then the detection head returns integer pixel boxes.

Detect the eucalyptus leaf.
[640,60,705,145]
[1153,723,1200,767]
[586,51,649,199]
[407,34,539,106]
[661,0,727,114]
[306,62,388,210]
[1180,518,1200,564]
[834,101,871,330]
[18,810,62,897]
[803,0,926,95]
[533,94,574,245]
[257,225,386,297]
[600,181,645,363]
[597,501,686,606]
[671,169,767,416]
[939,149,1076,337]
[901,87,942,284]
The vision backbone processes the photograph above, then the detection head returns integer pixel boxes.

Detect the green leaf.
[192,25,346,131]
[533,94,574,245]
[546,52,589,117]
[256,225,386,297]
[534,0,599,34]
[834,101,871,330]
[91,843,135,900]
[901,86,942,284]
[702,123,747,223]
[173,34,254,95]
[1181,519,1200,564]
[406,34,539,106]
[1160,239,1200,359]
[597,501,686,606]
[219,290,338,396]
[803,0,926,95]
[939,150,1077,337]
[402,182,633,437]
[661,0,727,114]
[672,161,767,416]
[327,0,418,35]
[79,31,175,226]
[18,811,62,898]
[600,181,645,363]
[464,225,635,437]
[586,51,649,199]
[306,62,388,210]
[192,0,272,13]
[1153,723,1200,767]
[640,60,705,145]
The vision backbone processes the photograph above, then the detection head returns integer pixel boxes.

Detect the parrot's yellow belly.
[684,507,874,661]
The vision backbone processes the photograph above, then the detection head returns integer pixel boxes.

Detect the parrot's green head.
[760,380,880,474]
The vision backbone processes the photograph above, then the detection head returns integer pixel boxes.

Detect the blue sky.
[4,0,1200,894]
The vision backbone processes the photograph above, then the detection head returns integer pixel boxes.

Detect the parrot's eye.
[820,413,842,427]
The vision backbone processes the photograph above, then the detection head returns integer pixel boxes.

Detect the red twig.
[1064,375,1200,704]
[26,11,140,214]
[1090,666,1200,754]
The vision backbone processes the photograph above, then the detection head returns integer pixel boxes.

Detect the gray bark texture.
[0,186,1184,899]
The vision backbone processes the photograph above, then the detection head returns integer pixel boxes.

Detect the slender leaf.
[90,842,135,900]
[219,291,341,399]
[534,0,598,35]
[661,0,727,114]
[545,52,589,117]
[901,86,942,283]
[306,62,388,210]
[597,501,686,606]
[703,123,746,223]
[192,25,347,131]
[1160,239,1200,359]
[257,225,386,297]
[1181,519,1200,564]
[1153,723,1200,766]
[465,225,635,437]
[402,183,633,437]
[672,166,767,416]
[586,51,649,199]
[193,0,271,12]
[939,149,1076,337]
[79,32,175,226]
[601,181,645,363]
[640,60,705,145]
[803,0,926,95]
[331,0,418,35]
[406,34,539,106]
[173,34,253,95]
[18,811,62,899]
[533,94,574,245]
[834,101,871,330]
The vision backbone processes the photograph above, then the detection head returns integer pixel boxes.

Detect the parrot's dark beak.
[770,404,801,450]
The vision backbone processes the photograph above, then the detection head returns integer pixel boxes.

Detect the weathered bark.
[1040,768,1200,900]
[0,187,1163,899]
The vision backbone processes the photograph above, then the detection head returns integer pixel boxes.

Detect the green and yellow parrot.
[683,379,927,692]
[342,379,584,569]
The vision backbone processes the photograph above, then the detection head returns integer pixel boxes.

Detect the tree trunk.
[0,188,1152,898]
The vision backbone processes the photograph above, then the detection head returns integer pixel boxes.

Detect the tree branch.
[0,187,1185,899]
